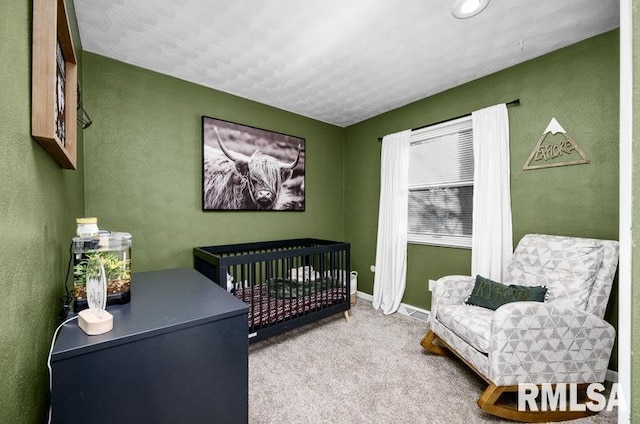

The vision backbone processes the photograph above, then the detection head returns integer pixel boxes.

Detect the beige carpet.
[248,299,618,424]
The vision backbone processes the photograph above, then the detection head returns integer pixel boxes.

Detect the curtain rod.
[377,98,520,142]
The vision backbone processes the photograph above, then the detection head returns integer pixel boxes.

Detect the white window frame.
[407,115,473,249]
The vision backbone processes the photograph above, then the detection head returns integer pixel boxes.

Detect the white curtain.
[373,130,411,315]
[471,104,513,282]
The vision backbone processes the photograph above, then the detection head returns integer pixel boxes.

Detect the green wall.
[82,53,346,272]
[345,30,620,362]
[0,1,85,423]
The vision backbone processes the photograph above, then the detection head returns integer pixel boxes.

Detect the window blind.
[407,116,473,248]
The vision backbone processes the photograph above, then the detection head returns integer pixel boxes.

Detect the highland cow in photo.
[202,117,305,211]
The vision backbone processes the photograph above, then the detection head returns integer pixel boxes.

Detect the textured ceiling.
[73,0,619,127]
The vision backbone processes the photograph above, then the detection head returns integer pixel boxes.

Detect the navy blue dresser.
[51,267,249,423]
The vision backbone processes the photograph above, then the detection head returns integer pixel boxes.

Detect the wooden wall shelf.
[32,0,77,169]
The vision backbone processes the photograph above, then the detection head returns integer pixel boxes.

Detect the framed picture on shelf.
[32,0,78,169]
[202,116,306,211]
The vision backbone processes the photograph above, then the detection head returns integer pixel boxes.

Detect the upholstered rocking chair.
[421,234,618,422]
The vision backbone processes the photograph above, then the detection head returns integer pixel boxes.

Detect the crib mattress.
[234,283,345,330]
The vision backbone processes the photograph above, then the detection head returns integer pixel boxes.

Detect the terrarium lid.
[73,231,132,252]
[109,231,132,240]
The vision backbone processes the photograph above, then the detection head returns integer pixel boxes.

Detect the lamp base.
[78,309,113,335]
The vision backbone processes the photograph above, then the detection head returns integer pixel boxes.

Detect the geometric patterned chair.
[421,234,619,422]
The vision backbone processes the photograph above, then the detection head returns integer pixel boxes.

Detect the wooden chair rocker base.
[420,329,449,356]
[421,330,598,422]
[477,383,596,422]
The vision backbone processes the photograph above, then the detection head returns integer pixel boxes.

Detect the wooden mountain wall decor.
[523,118,590,170]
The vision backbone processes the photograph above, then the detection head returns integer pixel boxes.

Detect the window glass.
[407,117,473,248]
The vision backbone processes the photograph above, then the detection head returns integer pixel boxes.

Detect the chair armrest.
[430,275,475,328]
[488,301,615,386]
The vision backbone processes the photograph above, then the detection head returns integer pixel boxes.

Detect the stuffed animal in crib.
[226,273,236,294]
[289,266,320,282]
[324,269,348,285]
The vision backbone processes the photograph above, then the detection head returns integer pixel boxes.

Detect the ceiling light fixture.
[451,0,491,19]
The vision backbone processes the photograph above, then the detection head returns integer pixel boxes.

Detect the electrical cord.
[46,315,78,424]
[59,241,74,320]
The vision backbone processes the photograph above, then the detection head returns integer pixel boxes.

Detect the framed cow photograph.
[202,116,306,211]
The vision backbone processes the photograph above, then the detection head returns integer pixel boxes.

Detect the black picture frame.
[202,116,306,211]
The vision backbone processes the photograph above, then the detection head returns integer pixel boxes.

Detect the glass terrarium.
[72,232,132,312]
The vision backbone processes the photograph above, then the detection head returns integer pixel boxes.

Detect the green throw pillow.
[465,275,547,310]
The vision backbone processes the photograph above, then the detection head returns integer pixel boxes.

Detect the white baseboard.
[356,290,373,302]
[355,291,430,321]
[355,291,617,382]
[356,291,373,302]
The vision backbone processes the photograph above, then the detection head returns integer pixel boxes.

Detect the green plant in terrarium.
[74,251,131,299]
